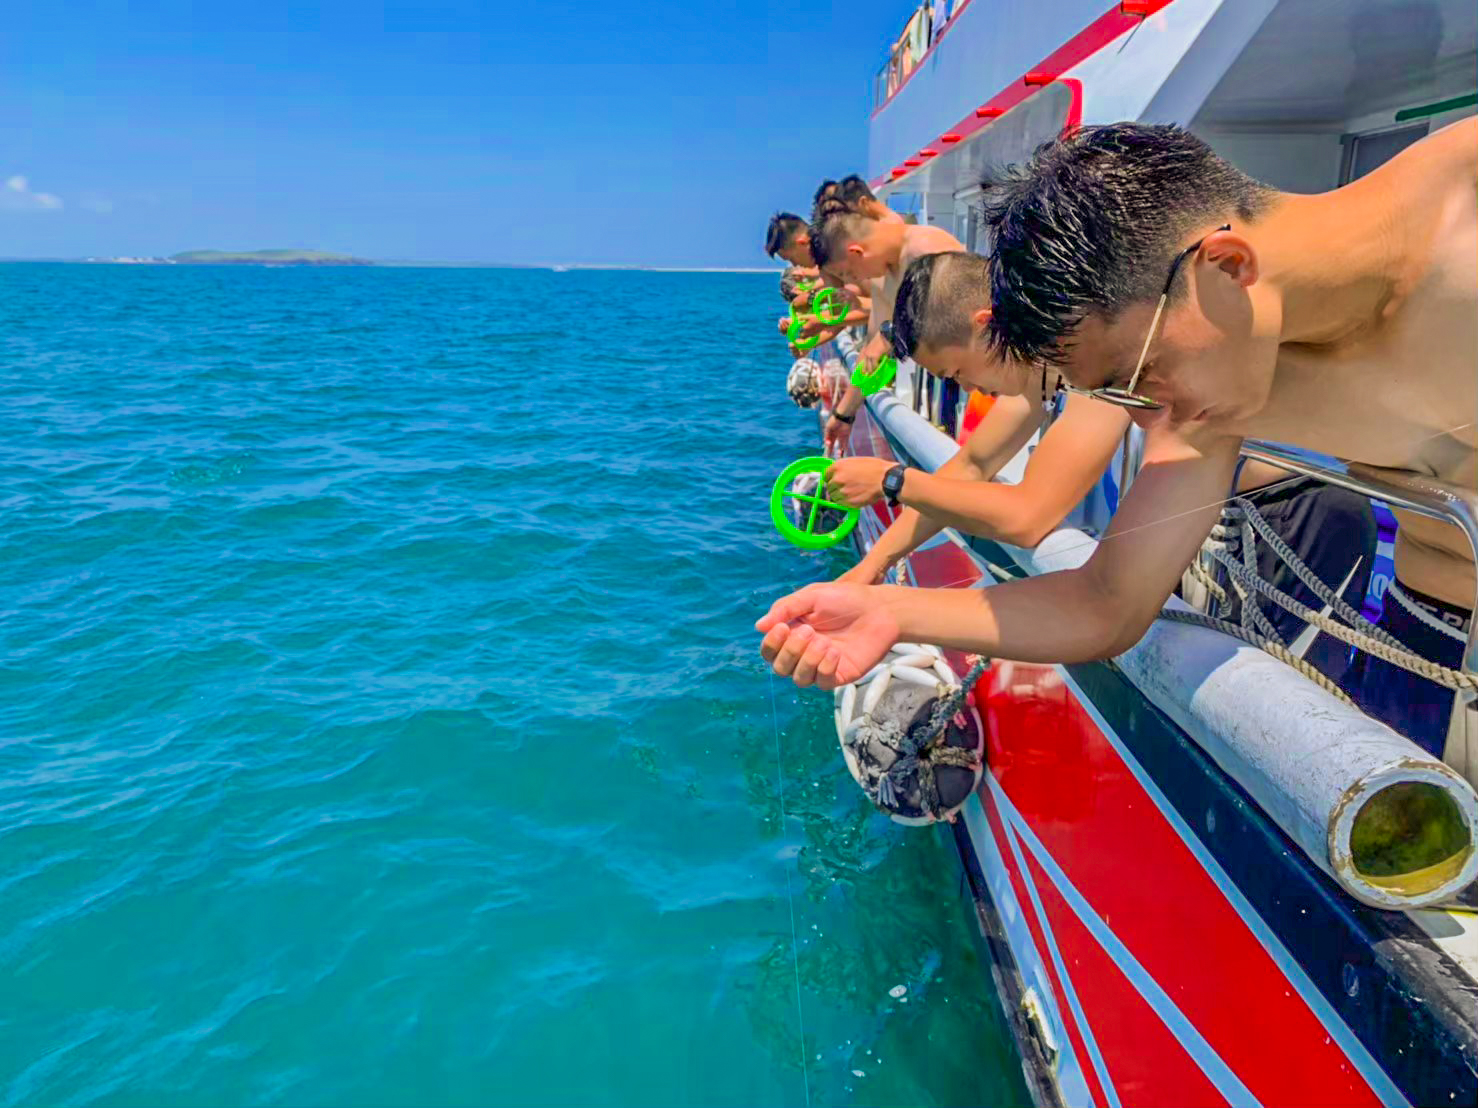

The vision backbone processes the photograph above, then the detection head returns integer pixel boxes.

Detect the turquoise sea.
[0,264,1024,1107]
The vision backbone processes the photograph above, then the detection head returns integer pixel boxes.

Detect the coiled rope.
[1164,497,1478,697]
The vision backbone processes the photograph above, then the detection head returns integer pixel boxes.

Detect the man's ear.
[846,242,864,258]
[1200,229,1258,287]
[970,306,992,330]
[796,232,811,247]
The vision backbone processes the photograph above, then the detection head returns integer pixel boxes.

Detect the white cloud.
[2,173,63,212]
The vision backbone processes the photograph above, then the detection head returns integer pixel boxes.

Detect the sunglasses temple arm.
[1125,292,1169,395]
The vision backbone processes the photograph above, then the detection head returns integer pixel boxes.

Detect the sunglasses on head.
[1061,225,1231,411]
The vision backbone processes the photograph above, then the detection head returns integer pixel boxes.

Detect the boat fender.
[786,357,821,409]
[835,644,986,825]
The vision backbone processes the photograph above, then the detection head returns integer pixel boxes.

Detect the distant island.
[173,249,371,266]
[88,249,372,266]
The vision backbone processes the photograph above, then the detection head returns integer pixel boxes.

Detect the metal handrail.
[1240,439,1478,674]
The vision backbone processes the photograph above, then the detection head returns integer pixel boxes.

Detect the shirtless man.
[765,210,864,355]
[822,251,1132,577]
[809,192,962,453]
[757,120,1475,765]
[826,249,1376,678]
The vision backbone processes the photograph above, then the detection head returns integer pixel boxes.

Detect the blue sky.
[0,1,910,266]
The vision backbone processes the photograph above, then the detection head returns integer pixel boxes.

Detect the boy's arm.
[895,394,1129,548]
[838,395,1041,582]
[758,428,1244,687]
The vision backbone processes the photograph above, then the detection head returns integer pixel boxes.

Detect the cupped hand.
[824,456,891,507]
[755,583,900,690]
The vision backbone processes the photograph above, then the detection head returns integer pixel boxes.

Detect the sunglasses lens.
[1096,388,1164,411]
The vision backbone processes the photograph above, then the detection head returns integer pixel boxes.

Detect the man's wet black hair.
[765,212,807,257]
[982,123,1274,365]
[891,252,989,360]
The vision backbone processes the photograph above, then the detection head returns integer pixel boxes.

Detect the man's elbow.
[992,504,1061,551]
[996,515,1055,551]
[1067,572,1161,660]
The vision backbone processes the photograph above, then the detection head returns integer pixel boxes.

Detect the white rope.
[1203,505,1478,693]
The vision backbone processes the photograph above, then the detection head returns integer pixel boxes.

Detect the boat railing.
[1237,439,1478,676]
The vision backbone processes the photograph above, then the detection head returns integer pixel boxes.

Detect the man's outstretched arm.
[757,428,1243,687]
[838,394,1043,583]
[892,394,1129,548]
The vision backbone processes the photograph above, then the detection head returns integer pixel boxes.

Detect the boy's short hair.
[811,174,878,224]
[983,122,1274,364]
[765,212,808,257]
[834,174,877,208]
[809,196,874,269]
[779,266,802,302]
[891,252,990,360]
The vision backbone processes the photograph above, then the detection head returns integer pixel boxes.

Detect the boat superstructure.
[794,2,1478,1104]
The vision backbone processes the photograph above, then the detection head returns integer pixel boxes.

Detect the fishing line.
[763,542,813,1107]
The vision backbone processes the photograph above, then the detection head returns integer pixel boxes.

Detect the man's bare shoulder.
[901,224,964,265]
[1370,117,1477,191]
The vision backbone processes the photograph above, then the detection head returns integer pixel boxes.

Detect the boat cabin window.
[1339,123,1429,184]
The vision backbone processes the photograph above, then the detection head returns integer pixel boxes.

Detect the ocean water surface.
[0,264,1025,1107]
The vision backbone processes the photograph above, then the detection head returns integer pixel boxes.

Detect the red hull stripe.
[993,776,1257,1105]
[1054,667,1411,1107]
[1020,849,1232,1108]
[980,789,1111,1108]
[983,665,1385,1106]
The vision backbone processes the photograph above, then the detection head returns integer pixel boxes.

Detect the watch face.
[884,466,904,498]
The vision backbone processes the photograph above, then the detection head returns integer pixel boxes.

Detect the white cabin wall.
[1192,128,1345,193]
[867,0,1111,179]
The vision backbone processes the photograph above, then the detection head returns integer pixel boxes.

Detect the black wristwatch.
[882,464,907,506]
[832,410,856,425]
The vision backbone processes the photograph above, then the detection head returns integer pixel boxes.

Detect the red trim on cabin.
[940,132,962,143]
[872,0,1173,189]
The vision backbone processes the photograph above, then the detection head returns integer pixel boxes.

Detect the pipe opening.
[1350,782,1473,897]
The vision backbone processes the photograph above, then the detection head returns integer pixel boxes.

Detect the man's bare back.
[879,224,964,321]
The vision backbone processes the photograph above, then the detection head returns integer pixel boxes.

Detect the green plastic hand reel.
[850,354,898,396]
[770,456,860,551]
[787,313,823,353]
[810,287,850,326]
